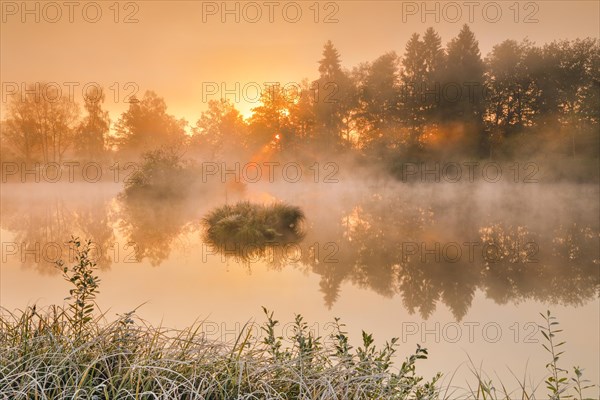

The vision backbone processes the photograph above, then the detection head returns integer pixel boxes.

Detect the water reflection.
[118,194,202,266]
[2,183,598,319]
[1,186,115,272]
[296,188,599,319]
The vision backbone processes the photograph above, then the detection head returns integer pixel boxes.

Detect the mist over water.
[2,173,598,309]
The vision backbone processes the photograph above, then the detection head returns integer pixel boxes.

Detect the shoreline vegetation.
[0,238,597,399]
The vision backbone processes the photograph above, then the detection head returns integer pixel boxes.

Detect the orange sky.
[1,0,599,124]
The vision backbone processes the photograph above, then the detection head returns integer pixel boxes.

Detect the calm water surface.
[1,180,598,392]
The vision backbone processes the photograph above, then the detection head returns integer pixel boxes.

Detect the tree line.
[2,25,598,168]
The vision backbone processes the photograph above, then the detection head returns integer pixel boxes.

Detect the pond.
[1,179,598,391]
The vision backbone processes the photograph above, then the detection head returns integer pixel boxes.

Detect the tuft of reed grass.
[202,201,306,260]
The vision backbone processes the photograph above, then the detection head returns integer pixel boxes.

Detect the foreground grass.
[0,238,596,399]
[0,306,439,399]
[0,238,437,399]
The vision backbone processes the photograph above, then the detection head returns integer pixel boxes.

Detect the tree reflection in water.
[2,184,598,319]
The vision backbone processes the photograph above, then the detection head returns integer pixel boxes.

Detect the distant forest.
[2,25,599,175]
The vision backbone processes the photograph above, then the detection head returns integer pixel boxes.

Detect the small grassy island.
[202,202,305,257]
